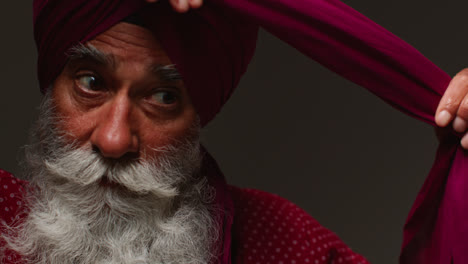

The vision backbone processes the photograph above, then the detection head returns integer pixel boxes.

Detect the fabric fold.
[207,0,458,262]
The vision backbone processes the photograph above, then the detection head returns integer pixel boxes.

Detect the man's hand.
[436,68,468,148]
[145,0,203,13]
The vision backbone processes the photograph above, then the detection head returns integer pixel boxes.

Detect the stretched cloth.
[33,0,458,263]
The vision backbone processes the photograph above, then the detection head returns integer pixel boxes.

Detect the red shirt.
[0,169,368,264]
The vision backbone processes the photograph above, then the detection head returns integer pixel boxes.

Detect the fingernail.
[454,117,468,133]
[461,133,468,148]
[436,110,452,127]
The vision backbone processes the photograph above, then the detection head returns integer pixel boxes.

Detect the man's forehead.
[89,22,167,57]
[65,22,178,75]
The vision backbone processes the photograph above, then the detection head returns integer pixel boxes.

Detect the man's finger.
[436,69,468,127]
[461,132,468,149]
[452,95,468,132]
[170,0,190,12]
[188,0,203,9]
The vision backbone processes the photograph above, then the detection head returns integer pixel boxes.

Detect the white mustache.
[45,149,174,197]
[43,141,201,198]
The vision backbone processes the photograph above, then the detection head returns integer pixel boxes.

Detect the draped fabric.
[32,0,462,263]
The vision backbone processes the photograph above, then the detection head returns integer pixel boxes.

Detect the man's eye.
[151,91,177,105]
[76,75,101,91]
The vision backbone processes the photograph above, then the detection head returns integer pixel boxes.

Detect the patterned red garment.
[0,170,367,264]
[0,170,27,264]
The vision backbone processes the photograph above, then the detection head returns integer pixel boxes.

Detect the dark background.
[1,1,468,263]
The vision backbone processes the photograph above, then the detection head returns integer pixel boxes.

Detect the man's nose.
[90,95,139,159]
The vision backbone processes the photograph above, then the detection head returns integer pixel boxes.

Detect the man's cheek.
[52,109,98,147]
[141,129,197,160]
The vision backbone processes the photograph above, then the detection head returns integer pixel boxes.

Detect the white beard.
[2,93,217,264]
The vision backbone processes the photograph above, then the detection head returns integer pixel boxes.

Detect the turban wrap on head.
[32,0,468,263]
[33,0,258,126]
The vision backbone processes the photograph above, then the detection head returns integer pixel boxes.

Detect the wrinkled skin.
[52,22,198,161]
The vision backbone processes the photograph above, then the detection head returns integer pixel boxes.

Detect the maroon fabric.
[200,149,235,264]
[0,170,27,263]
[229,186,369,263]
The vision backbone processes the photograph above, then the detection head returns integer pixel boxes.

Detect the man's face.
[1,23,215,264]
[51,22,197,161]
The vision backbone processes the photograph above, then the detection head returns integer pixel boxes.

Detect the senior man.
[2,0,468,263]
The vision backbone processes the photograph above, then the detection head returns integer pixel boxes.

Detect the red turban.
[33,0,468,263]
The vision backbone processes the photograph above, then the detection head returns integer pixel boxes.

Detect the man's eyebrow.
[151,64,183,82]
[66,44,181,81]
[66,43,115,67]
